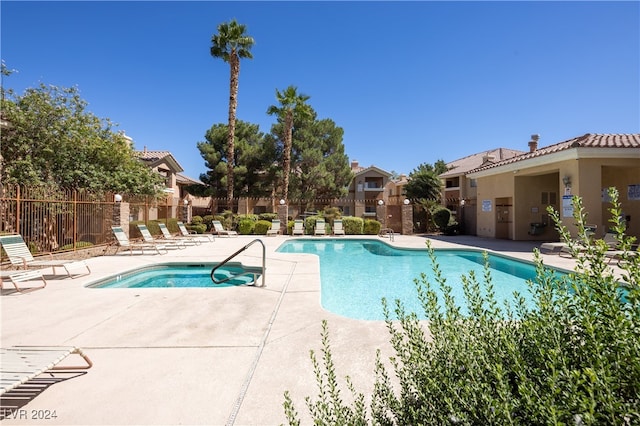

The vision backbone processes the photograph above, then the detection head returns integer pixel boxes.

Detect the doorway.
[495,197,512,239]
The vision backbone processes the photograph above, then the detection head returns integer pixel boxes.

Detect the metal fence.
[0,185,179,257]
[1,185,415,260]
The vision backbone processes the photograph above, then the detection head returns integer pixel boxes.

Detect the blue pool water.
[277,239,563,320]
[87,263,261,288]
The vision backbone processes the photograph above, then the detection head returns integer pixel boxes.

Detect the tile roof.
[135,150,172,162]
[468,133,640,174]
[440,148,525,177]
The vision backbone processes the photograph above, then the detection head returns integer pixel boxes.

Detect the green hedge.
[363,219,382,235]
[254,220,272,235]
[341,216,363,235]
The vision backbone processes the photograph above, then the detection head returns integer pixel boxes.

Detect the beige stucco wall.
[473,155,640,240]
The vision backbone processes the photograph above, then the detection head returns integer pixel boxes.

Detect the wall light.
[562,175,572,187]
[114,194,123,202]
[279,199,286,205]
[403,199,410,205]
[377,200,384,206]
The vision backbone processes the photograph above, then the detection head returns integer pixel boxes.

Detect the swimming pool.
[277,238,565,320]
[86,263,262,288]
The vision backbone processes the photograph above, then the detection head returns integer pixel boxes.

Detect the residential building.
[465,134,640,240]
[439,147,525,235]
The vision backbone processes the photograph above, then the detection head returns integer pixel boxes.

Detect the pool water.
[87,263,261,288]
[277,239,563,320]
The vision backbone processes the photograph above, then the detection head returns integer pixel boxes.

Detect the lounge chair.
[333,219,345,236]
[177,221,214,243]
[212,220,238,237]
[157,223,199,246]
[0,269,48,293]
[605,245,639,265]
[1,346,92,395]
[540,225,601,256]
[292,219,305,236]
[137,224,185,250]
[110,226,167,255]
[314,219,326,236]
[0,234,90,278]
[266,219,281,236]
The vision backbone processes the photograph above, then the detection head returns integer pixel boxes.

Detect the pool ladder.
[210,239,266,287]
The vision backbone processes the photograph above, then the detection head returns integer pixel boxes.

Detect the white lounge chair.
[111,226,167,255]
[157,223,199,246]
[1,346,92,395]
[177,221,214,243]
[292,219,305,236]
[0,234,90,278]
[0,269,48,293]
[266,219,281,236]
[212,220,238,237]
[333,219,345,236]
[137,224,185,250]
[314,219,326,236]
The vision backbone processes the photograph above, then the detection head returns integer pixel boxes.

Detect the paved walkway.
[0,234,602,425]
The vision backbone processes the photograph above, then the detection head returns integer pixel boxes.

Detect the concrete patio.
[0,234,599,425]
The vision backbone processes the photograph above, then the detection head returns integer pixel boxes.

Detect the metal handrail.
[210,239,266,287]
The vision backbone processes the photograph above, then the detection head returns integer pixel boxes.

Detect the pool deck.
[0,234,619,425]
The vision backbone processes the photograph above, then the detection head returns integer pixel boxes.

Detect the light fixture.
[279,199,285,205]
[562,175,571,187]
[460,199,466,207]
[403,199,410,205]
[378,200,384,206]
[183,199,189,205]
[114,194,122,202]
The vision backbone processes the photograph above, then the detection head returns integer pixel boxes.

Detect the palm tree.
[266,86,311,202]
[210,20,254,210]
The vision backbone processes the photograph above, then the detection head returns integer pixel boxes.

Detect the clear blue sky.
[2,1,639,180]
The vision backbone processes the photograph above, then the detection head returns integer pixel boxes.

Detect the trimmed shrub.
[237,218,255,235]
[191,215,203,225]
[254,220,272,235]
[258,213,278,221]
[202,215,215,231]
[342,216,363,235]
[363,219,381,235]
[167,218,179,233]
[188,224,206,234]
[432,206,451,231]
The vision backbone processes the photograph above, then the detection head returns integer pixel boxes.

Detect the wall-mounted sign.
[629,184,640,201]
[482,200,492,212]
[562,195,573,218]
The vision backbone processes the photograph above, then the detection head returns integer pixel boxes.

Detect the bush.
[258,213,278,221]
[237,218,255,235]
[202,215,215,231]
[283,188,640,425]
[363,219,381,235]
[254,220,272,235]
[188,224,206,234]
[432,206,451,231]
[191,215,203,225]
[342,216,363,235]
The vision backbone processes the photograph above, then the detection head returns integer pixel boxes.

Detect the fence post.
[401,200,413,235]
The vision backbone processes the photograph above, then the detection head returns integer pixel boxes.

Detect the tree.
[197,120,277,198]
[210,19,254,209]
[0,83,163,195]
[266,85,312,202]
[404,168,442,201]
[288,117,352,206]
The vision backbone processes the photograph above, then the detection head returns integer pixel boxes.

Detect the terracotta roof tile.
[135,150,172,162]
[468,133,640,174]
